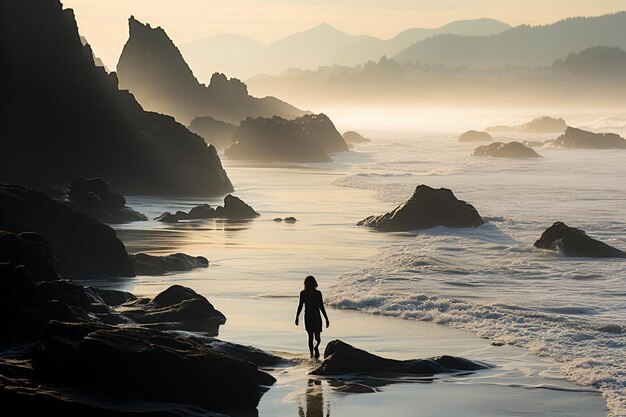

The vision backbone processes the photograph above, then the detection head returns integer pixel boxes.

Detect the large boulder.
[31,321,273,412]
[534,222,626,258]
[67,178,147,224]
[0,184,134,278]
[546,126,626,149]
[358,185,484,231]
[116,17,305,125]
[342,131,371,144]
[458,130,492,142]
[0,231,60,281]
[226,116,332,162]
[312,340,491,376]
[215,194,260,219]
[294,113,349,153]
[188,116,238,150]
[0,0,233,196]
[132,253,209,275]
[471,141,542,158]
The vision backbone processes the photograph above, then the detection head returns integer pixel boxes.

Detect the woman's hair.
[304,275,318,290]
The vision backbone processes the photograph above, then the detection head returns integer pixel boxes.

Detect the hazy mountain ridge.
[180,19,511,81]
[394,12,626,68]
[117,17,307,125]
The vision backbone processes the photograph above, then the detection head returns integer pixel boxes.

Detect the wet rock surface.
[534,221,626,258]
[471,141,542,158]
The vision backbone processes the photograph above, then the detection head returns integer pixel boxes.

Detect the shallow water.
[103,110,625,416]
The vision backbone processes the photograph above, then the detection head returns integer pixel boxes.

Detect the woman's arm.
[295,292,304,325]
[319,292,330,327]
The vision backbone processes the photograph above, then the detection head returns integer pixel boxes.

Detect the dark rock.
[0,231,60,281]
[358,185,484,231]
[91,288,137,307]
[0,184,134,278]
[117,17,305,125]
[294,113,349,153]
[342,131,371,144]
[0,1,233,196]
[132,253,209,275]
[534,221,626,258]
[68,178,147,224]
[486,116,567,134]
[312,340,491,376]
[226,116,332,162]
[32,321,273,411]
[154,212,180,223]
[188,116,238,150]
[273,218,284,222]
[215,195,260,219]
[459,130,492,142]
[471,141,542,158]
[203,338,283,367]
[546,126,626,149]
[283,217,297,223]
[186,204,216,219]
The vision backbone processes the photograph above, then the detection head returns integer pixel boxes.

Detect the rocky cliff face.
[117,17,307,125]
[0,0,233,196]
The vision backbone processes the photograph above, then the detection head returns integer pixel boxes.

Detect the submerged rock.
[342,131,371,144]
[545,126,626,149]
[471,141,542,158]
[358,185,484,231]
[534,222,626,258]
[68,178,147,224]
[132,253,209,275]
[458,130,492,142]
[312,340,491,376]
[0,184,134,278]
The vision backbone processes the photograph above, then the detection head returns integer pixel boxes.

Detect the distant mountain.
[553,46,626,77]
[394,12,626,68]
[117,17,307,125]
[180,19,510,81]
[1,0,232,196]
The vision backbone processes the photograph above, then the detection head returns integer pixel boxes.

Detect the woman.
[295,275,330,359]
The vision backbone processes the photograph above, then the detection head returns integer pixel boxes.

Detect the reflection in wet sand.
[298,379,329,417]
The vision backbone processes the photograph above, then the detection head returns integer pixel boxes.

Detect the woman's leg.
[307,331,314,358]
[314,331,321,359]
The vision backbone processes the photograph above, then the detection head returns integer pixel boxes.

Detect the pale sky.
[62,0,626,68]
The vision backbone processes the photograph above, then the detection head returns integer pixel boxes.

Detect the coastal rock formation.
[486,116,567,134]
[0,231,60,281]
[471,141,542,158]
[0,184,134,278]
[132,253,209,275]
[226,116,332,162]
[155,195,259,223]
[534,222,626,258]
[295,114,350,153]
[342,131,371,144]
[459,130,493,142]
[545,127,626,149]
[68,178,147,224]
[188,116,239,149]
[312,340,491,376]
[0,0,233,196]
[117,17,306,125]
[358,185,484,231]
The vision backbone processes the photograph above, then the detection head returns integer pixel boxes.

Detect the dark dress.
[300,289,323,333]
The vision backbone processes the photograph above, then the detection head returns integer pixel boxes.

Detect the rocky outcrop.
[534,222,626,258]
[68,178,147,223]
[312,340,491,376]
[0,231,60,281]
[132,253,209,275]
[155,195,259,223]
[295,114,349,153]
[545,127,626,149]
[117,17,306,125]
[358,185,484,231]
[225,116,341,162]
[0,184,134,278]
[486,116,567,133]
[0,0,233,196]
[342,131,371,144]
[459,130,492,142]
[471,141,542,158]
[188,116,239,149]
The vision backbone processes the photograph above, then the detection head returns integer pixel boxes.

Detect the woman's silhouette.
[295,275,330,359]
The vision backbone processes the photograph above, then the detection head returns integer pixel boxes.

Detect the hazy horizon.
[64,0,626,68]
